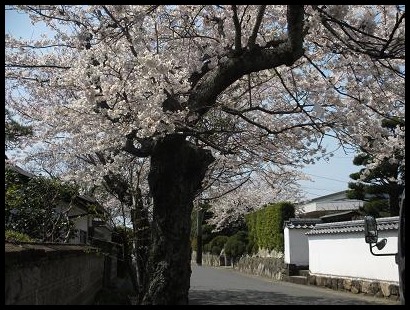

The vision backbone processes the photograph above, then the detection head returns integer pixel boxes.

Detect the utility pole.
[196,207,204,266]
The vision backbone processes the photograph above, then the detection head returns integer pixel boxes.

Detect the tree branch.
[102,5,139,57]
[186,6,305,124]
[248,5,266,48]
[231,5,242,52]
[123,131,153,157]
[6,63,70,69]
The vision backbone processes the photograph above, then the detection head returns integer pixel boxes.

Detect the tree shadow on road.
[188,289,385,305]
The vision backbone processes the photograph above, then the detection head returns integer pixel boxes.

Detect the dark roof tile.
[306,216,399,235]
[284,218,322,229]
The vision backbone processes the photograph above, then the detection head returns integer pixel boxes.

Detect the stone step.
[298,270,310,277]
[283,275,308,285]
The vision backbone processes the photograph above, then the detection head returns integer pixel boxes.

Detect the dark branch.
[186,6,305,124]
[123,131,153,157]
[231,5,242,52]
[248,5,266,49]
[6,63,70,69]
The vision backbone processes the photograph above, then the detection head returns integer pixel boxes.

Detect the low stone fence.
[233,255,287,281]
[5,242,107,305]
[198,252,232,267]
[192,251,286,280]
[307,273,400,301]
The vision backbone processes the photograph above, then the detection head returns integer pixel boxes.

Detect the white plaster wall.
[284,227,310,266]
[308,230,398,282]
[69,207,89,244]
[302,201,363,213]
[284,227,291,264]
[54,205,89,244]
[300,202,317,213]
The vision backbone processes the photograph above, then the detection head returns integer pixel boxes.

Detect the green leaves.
[245,201,295,253]
[5,167,79,242]
[5,108,32,151]
[348,118,404,216]
[5,230,34,242]
[224,231,248,258]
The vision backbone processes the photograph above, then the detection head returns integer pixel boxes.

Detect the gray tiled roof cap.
[306,216,399,235]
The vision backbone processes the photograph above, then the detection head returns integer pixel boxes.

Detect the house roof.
[306,216,399,235]
[6,162,108,216]
[283,218,323,229]
[319,210,360,223]
[5,163,36,179]
[320,210,358,219]
[73,195,108,215]
[297,190,348,205]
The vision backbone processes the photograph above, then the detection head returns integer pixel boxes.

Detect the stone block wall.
[307,273,400,301]
[192,251,221,267]
[233,255,287,281]
[193,252,287,281]
[5,242,105,305]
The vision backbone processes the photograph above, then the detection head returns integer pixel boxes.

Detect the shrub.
[5,168,78,242]
[206,235,229,255]
[224,231,248,258]
[246,238,258,255]
[5,229,34,242]
[191,237,198,251]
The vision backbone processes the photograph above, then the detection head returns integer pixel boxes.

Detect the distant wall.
[302,201,363,213]
[284,227,310,266]
[233,256,286,281]
[192,251,222,267]
[5,242,106,305]
[192,251,286,281]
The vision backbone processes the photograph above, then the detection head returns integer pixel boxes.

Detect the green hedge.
[245,201,295,253]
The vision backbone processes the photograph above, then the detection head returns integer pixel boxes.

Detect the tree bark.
[196,208,204,266]
[389,183,402,216]
[142,135,214,304]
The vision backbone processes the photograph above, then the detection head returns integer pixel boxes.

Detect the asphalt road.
[189,264,400,305]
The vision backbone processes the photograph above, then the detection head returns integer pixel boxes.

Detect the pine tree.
[347,117,405,217]
[5,108,32,151]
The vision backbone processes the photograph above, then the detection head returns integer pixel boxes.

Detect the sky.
[5,7,362,201]
[297,142,359,200]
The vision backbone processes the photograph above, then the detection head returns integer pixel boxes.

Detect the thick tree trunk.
[196,208,204,266]
[389,184,402,216]
[142,135,214,305]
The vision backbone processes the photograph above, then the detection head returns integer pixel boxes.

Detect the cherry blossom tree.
[67,151,152,300]
[5,5,404,304]
[202,165,308,232]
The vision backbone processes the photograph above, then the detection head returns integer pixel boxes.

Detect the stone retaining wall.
[307,273,400,301]
[5,242,106,305]
[233,255,287,281]
[193,252,286,280]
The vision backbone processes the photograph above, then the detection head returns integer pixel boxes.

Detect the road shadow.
[188,289,382,305]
